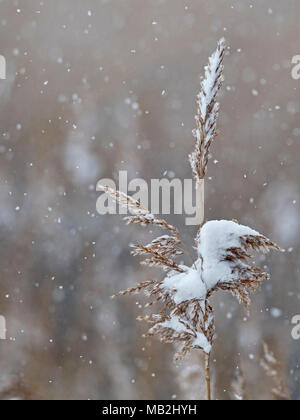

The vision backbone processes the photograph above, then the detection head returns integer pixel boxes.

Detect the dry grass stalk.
[101,39,282,401]
[232,365,248,401]
[260,343,290,400]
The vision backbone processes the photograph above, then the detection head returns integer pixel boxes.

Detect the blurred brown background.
[0,0,299,400]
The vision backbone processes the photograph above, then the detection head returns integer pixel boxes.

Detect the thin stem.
[192,178,205,271]
[198,179,211,400]
[205,353,211,401]
[197,179,205,227]
[197,179,211,401]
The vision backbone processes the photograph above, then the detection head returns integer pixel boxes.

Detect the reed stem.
[197,179,211,400]
[197,179,205,227]
[205,353,211,401]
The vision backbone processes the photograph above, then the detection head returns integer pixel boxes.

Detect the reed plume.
[189,38,226,182]
[99,39,283,400]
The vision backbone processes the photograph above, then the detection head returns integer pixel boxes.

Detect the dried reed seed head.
[99,186,185,276]
[211,279,262,315]
[98,185,181,238]
[142,298,215,360]
[190,38,226,182]
[196,221,283,316]
[131,236,183,258]
[98,185,148,215]
[220,233,281,312]
[124,215,180,238]
[130,235,184,272]
[111,280,157,299]
[141,257,183,272]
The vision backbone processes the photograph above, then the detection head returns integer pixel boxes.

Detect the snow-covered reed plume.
[189,38,225,183]
[99,39,282,400]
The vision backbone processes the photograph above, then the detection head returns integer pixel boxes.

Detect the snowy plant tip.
[190,38,226,183]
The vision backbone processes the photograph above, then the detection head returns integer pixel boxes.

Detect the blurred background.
[0,0,299,400]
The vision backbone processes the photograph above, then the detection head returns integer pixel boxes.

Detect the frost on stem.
[189,38,226,183]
